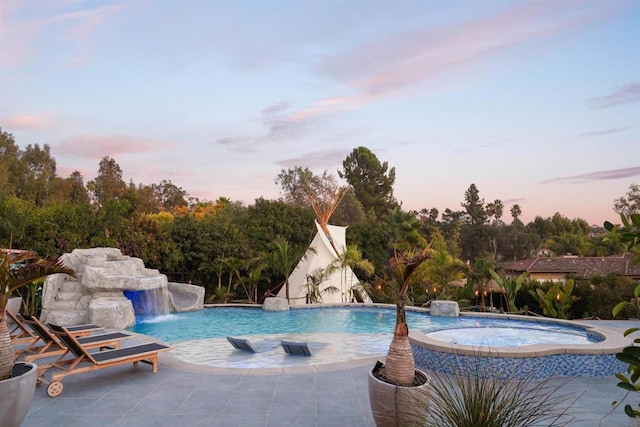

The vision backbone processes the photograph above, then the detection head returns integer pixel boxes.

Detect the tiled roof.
[500,253,640,279]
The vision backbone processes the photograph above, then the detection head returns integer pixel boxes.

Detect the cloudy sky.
[1,0,638,226]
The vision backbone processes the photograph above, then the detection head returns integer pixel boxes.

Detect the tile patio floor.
[20,356,636,427]
[19,319,640,426]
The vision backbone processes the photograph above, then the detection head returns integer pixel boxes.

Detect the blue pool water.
[128,306,600,347]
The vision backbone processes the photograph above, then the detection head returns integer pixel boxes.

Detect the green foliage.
[612,284,640,319]
[489,269,528,313]
[528,280,580,319]
[15,278,43,316]
[339,146,398,219]
[614,183,640,217]
[421,351,574,427]
[606,213,640,418]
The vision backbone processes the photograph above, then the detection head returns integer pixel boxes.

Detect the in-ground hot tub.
[409,312,631,379]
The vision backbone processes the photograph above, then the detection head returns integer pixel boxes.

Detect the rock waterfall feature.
[40,248,204,329]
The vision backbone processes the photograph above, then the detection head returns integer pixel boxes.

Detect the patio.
[20,354,633,427]
[19,319,640,426]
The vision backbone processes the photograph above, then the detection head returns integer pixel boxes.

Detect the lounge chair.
[280,340,312,356]
[227,336,258,353]
[38,323,171,397]
[18,314,130,363]
[7,310,39,346]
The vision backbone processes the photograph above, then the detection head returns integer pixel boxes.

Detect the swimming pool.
[127,306,618,372]
[129,306,601,344]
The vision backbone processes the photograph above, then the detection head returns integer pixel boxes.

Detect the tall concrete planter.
[368,362,429,427]
[0,362,37,427]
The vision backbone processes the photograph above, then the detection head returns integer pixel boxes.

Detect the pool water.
[426,326,594,347]
[128,306,599,346]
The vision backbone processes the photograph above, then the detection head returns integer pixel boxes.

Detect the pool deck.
[19,320,640,426]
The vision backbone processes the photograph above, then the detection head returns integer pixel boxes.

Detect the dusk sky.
[1,0,638,226]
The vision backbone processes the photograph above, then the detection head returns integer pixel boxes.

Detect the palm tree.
[383,245,432,387]
[267,236,311,303]
[198,259,225,293]
[466,256,495,311]
[222,257,243,298]
[305,266,339,304]
[1,246,75,380]
[337,245,374,303]
[423,246,466,290]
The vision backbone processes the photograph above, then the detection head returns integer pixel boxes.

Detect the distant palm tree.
[305,266,339,304]
[337,245,374,303]
[198,259,224,292]
[267,236,311,303]
[466,256,495,311]
[240,257,268,303]
[222,257,243,297]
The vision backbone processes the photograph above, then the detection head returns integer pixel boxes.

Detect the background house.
[500,253,640,283]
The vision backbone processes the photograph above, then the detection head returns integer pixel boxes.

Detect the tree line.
[1,127,637,307]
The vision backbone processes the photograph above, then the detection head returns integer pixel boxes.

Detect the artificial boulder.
[40,248,204,328]
[263,297,290,312]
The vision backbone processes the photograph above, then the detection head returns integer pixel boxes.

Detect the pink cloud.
[55,135,173,159]
[272,1,622,136]
[3,113,53,129]
[56,3,123,40]
[329,1,612,99]
[0,1,123,68]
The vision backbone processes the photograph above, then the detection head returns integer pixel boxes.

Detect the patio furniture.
[7,310,39,346]
[227,336,258,353]
[37,323,171,397]
[280,340,312,356]
[17,314,130,362]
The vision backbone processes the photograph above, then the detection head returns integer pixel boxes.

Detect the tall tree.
[614,183,640,216]
[486,199,504,224]
[152,179,189,212]
[461,183,487,225]
[19,143,57,206]
[275,166,315,207]
[0,128,23,197]
[89,156,126,206]
[510,204,522,224]
[339,146,398,219]
[460,184,489,262]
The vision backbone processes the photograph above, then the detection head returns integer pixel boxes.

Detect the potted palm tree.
[369,245,432,427]
[0,244,75,427]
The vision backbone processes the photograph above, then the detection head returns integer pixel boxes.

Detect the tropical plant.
[490,269,528,313]
[466,256,495,311]
[238,256,268,303]
[337,245,374,303]
[1,245,75,380]
[198,259,225,295]
[267,236,311,303]
[420,351,575,426]
[305,266,339,304]
[606,213,640,418]
[381,245,432,387]
[15,278,43,317]
[528,280,580,319]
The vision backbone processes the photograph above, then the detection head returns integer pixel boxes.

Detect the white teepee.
[277,220,372,306]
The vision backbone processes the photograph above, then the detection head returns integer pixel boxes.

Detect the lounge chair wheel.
[47,381,64,397]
